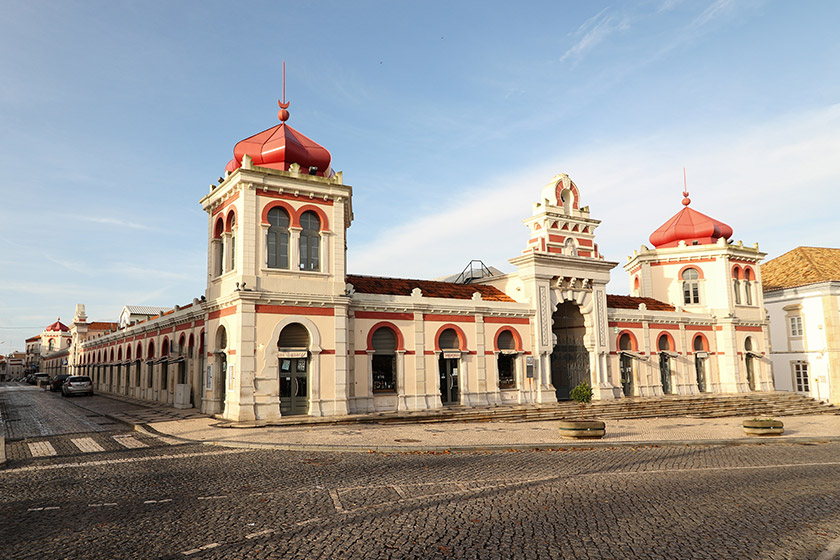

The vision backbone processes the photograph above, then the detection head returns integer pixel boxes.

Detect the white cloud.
[349,103,840,292]
[559,8,631,64]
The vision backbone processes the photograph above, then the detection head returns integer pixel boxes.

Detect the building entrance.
[279,357,308,415]
[439,356,460,404]
[550,301,590,401]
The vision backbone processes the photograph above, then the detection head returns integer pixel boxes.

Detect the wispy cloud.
[349,103,840,286]
[80,216,159,231]
[560,8,632,64]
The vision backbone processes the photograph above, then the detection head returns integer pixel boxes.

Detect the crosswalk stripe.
[28,441,57,457]
[72,437,105,453]
[112,434,148,449]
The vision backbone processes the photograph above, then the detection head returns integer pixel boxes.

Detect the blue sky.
[1,0,838,352]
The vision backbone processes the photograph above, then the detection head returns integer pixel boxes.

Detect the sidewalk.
[64,394,840,453]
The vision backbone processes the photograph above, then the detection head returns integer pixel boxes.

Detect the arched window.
[371,327,397,393]
[161,338,170,393]
[267,207,290,269]
[147,340,156,389]
[496,330,516,389]
[48,339,55,351]
[682,268,700,305]
[732,267,742,305]
[438,328,460,350]
[744,268,753,305]
[228,213,236,272]
[213,218,224,277]
[693,335,708,392]
[299,211,321,271]
[618,333,635,397]
[564,238,577,257]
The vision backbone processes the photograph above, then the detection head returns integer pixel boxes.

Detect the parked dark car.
[50,374,70,392]
[62,375,94,397]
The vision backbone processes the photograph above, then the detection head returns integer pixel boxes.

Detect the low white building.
[763,247,840,405]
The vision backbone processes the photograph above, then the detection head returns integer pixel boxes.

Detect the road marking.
[27,506,60,511]
[0,448,251,474]
[113,434,148,449]
[296,517,320,526]
[72,437,104,453]
[89,503,117,508]
[28,441,57,457]
[144,499,173,504]
[245,529,274,539]
[392,485,408,498]
[197,495,227,500]
[183,543,220,555]
[328,489,344,512]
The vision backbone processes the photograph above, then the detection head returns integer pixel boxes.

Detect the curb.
[134,422,840,454]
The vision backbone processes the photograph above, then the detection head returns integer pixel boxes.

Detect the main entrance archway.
[278,323,310,416]
[550,301,590,401]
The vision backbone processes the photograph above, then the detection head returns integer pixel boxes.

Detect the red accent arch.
[162,337,170,356]
[678,264,704,280]
[136,342,143,360]
[225,209,237,232]
[731,265,742,279]
[126,346,132,360]
[493,327,523,352]
[214,217,224,239]
[743,266,754,280]
[365,322,406,351]
[656,331,676,352]
[261,200,296,225]
[617,330,638,352]
[295,204,330,231]
[434,324,468,351]
[147,339,156,359]
[692,333,709,352]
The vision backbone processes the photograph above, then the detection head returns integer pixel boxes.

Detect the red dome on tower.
[45,318,69,332]
[649,193,733,248]
[225,100,332,177]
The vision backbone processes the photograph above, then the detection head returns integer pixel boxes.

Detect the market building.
[64,100,773,421]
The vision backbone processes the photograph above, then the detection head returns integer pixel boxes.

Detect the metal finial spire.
[681,167,691,206]
[278,61,290,122]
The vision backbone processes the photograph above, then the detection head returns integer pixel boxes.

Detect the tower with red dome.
[621,188,771,395]
[200,99,353,420]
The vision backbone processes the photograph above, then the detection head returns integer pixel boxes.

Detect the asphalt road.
[2,384,840,560]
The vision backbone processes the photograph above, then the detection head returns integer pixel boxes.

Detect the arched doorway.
[550,301,590,401]
[658,334,672,394]
[496,330,516,390]
[438,328,461,405]
[278,323,310,415]
[745,337,756,391]
[618,333,634,397]
[216,327,228,410]
[693,335,707,393]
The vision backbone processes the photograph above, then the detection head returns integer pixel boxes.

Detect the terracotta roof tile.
[762,246,840,291]
[607,294,675,311]
[88,322,120,332]
[346,274,516,302]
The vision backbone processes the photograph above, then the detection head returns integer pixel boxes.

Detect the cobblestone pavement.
[2,440,839,559]
[0,385,123,440]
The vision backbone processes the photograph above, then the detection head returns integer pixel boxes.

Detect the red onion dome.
[225,100,332,177]
[649,193,733,248]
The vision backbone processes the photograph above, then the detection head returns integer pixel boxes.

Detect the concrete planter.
[742,419,784,436]
[558,419,606,439]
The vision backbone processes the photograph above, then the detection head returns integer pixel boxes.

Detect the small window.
[743,270,753,305]
[793,361,809,393]
[732,279,741,305]
[682,268,700,305]
[789,316,803,337]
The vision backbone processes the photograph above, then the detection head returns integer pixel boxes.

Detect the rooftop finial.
[278,61,290,122]
[681,167,691,206]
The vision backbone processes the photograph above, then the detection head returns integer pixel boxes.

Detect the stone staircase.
[267,391,838,427]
